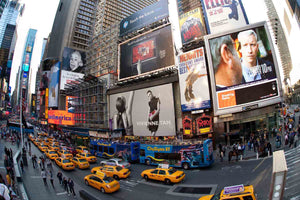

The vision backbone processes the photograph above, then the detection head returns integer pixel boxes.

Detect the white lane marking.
[56,192,67,196]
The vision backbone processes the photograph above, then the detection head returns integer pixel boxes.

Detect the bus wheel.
[183,163,189,170]
[146,159,150,166]
[165,179,171,185]
[144,175,148,181]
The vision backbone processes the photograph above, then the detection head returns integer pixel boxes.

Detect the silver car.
[100,158,131,169]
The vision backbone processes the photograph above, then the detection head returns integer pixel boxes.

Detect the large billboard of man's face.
[119,25,175,80]
[205,22,282,115]
[109,84,176,136]
[60,47,86,90]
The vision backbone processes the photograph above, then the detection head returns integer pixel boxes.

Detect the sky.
[8,0,269,94]
[9,0,60,94]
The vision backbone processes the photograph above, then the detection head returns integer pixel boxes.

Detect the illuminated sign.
[48,110,75,125]
[147,146,171,152]
[196,114,212,134]
[182,116,192,135]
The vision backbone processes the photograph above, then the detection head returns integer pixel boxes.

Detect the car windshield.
[103,176,114,183]
[116,166,123,171]
[120,161,127,165]
[210,192,221,200]
[83,148,88,151]
[168,168,177,174]
[49,152,56,154]
[79,159,86,162]
[64,151,70,154]
[63,159,70,163]
[86,153,93,157]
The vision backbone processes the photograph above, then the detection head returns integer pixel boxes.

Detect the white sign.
[60,70,84,90]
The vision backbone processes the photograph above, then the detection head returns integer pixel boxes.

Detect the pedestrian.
[68,178,76,196]
[20,160,24,173]
[41,169,47,186]
[56,171,62,185]
[5,173,11,186]
[0,183,10,200]
[63,177,69,194]
[49,170,54,188]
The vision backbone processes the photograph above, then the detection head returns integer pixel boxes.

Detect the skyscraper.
[0,0,8,18]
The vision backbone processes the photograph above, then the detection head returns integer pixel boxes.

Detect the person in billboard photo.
[238,30,276,83]
[147,90,161,136]
[113,91,134,136]
[69,50,84,72]
[223,0,239,20]
[41,72,49,89]
[210,35,243,90]
[181,16,205,43]
[49,63,59,106]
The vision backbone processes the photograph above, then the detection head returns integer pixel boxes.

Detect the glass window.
[151,170,158,174]
[159,170,166,175]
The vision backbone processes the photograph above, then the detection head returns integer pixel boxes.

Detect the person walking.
[57,171,63,185]
[68,178,76,196]
[20,161,24,173]
[49,170,54,188]
[63,177,69,194]
[41,169,47,186]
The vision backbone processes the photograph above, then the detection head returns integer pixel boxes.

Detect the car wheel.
[85,180,89,186]
[92,171,96,174]
[100,187,105,193]
[183,163,189,170]
[165,179,171,185]
[144,175,148,181]
[113,175,119,180]
[146,159,150,166]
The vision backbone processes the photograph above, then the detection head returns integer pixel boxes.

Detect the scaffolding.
[64,75,107,129]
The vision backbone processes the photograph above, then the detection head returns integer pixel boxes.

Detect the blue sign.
[23,72,28,78]
[119,0,169,37]
[22,64,29,72]
[224,184,244,195]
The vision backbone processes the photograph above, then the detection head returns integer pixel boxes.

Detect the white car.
[100,158,131,169]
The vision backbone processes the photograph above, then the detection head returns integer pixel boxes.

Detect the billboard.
[66,96,77,113]
[48,110,75,125]
[119,25,175,80]
[204,22,282,115]
[178,47,211,111]
[179,7,206,44]
[119,0,169,37]
[60,47,85,90]
[48,61,60,108]
[40,71,50,90]
[109,84,176,136]
[200,0,248,34]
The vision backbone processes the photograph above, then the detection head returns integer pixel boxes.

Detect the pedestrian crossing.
[284,146,300,199]
[119,178,140,192]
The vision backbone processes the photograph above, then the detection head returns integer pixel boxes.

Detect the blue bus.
[139,139,214,169]
[90,140,140,162]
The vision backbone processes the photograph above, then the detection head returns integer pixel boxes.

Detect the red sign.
[196,114,212,134]
[182,116,192,135]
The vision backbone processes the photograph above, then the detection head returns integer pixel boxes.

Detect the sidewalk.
[0,138,90,200]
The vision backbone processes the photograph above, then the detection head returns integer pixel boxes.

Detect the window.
[159,170,166,175]
[151,170,158,174]
[107,167,114,172]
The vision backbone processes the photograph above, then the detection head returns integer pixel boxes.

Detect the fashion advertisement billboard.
[179,7,206,44]
[48,61,60,108]
[60,47,85,90]
[119,25,175,80]
[109,84,176,137]
[178,47,211,111]
[119,0,169,37]
[204,22,282,115]
[200,0,248,34]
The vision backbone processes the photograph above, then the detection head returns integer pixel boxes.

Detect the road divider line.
[252,157,265,173]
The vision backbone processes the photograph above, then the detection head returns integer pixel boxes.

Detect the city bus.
[90,140,140,162]
[139,139,214,169]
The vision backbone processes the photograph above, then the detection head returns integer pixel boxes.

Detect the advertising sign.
[200,0,248,34]
[48,61,60,108]
[119,0,169,37]
[45,88,49,119]
[204,22,282,115]
[62,47,86,73]
[179,7,206,44]
[60,70,84,90]
[182,116,192,135]
[178,47,211,111]
[48,110,75,125]
[110,84,176,136]
[66,96,76,113]
[119,25,175,80]
[196,114,213,134]
[40,71,50,90]
[224,184,244,194]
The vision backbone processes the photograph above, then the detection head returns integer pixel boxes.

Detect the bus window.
[104,146,108,153]
[140,149,145,156]
[109,147,114,154]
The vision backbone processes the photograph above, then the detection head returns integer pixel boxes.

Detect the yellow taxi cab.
[57,150,73,159]
[38,132,48,137]
[76,146,89,154]
[55,157,75,170]
[84,172,120,193]
[38,144,48,152]
[28,134,35,141]
[91,165,130,180]
[199,185,257,200]
[33,139,40,146]
[42,139,50,146]
[49,144,60,152]
[71,157,90,169]
[141,164,185,184]
[45,150,59,160]
[76,152,97,163]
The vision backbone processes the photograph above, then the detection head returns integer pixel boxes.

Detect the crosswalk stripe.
[56,192,67,196]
